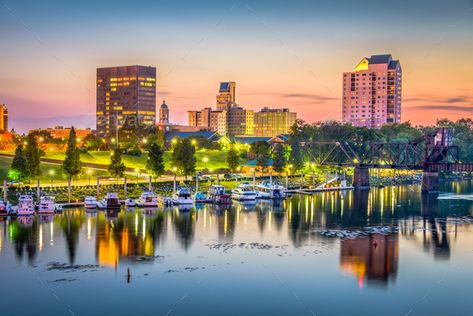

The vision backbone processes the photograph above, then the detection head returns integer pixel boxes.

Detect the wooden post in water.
[67,178,71,203]
[3,179,7,202]
[285,171,288,189]
[300,173,304,189]
[217,173,220,185]
[235,174,238,187]
[96,178,100,197]
[253,171,256,187]
[124,177,127,198]
[269,171,272,185]
[196,172,199,192]
[37,178,41,202]
[148,175,152,191]
[173,173,177,194]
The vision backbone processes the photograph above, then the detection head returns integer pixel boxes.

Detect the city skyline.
[1,0,473,132]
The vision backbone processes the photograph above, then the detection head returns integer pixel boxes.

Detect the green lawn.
[0,149,232,182]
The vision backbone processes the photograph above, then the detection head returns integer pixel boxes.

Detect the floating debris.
[47,278,77,283]
[46,262,102,272]
[206,242,287,252]
[315,226,399,239]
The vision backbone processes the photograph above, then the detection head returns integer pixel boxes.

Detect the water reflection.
[0,184,472,289]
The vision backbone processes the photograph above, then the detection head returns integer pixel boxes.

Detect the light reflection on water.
[1,184,473,316]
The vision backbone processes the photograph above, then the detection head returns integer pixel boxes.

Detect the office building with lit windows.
[254,107,296,137]
[216,81,236,111]
[96,65,156,138]
[342,54,402,129]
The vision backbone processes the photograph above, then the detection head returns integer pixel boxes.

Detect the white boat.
[18,195,34,216]
[194,191,207,203]
[125,198,136,207]
[38,196,56,214]
[255,180,286,199]
[0,200,8,216]
[136,191,158,207]
[84,196,97,209]
[231,182,257,201]
[172,187,194,205]
[207,185,232,204]
[97,192,121,209]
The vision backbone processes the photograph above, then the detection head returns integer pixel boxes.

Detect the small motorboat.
[0,200,8,216]
[172,187,194,205]
[255,180,285,199]
[97,192,121,209]
[207,185,231,204]
[38,196,56,214]
[84,196,97,209]
[125,198,136,207]
[194,191,207,203]
[136,191,158,207]
[18,195,35,216]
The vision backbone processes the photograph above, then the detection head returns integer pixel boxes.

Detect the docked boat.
[255,180,286,199]
[38,196,56,214]
[0,200,8,216]
[207,185,232,204]
[231,182,257,201]
[84,196,98,209]
[18,195,35,216]
[125,198,136,207]
[172,187,194,205]
[136,191,158,207]
[97,192,121,209]
[194,191,207,203]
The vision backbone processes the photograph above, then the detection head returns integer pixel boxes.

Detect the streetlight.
[203,156,209,170]
[142,138,148,144]
[87,169,92,185]
[135,168,140,184]
[49,169,55,188]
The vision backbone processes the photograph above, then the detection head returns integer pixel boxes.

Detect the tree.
[171,138,196,178]
[289,140,304,172]
[10,144,28,182]
[272,143,286,173]
[63,127,82,180]
[108,148,125,178]
[146,143,165,177]
[226,143,239,172]
[24,134,42,182]
[252,141,271,173]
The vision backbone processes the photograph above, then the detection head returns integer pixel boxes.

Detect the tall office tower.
[96,65,156,138]
[342,54,402,129]
[0,104,8,132]
[254,107,297,137]
[216,82,236,111]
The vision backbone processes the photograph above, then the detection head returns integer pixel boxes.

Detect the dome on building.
[160,99,168,109]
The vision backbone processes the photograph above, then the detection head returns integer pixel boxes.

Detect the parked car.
[223,173,233,179]
[6,180,23,187]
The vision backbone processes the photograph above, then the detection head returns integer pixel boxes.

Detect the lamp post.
[135,168,140,184]
[49,169,55,188]
[87,169,92,186]
[172,167,177,194]
[203,156,209,170]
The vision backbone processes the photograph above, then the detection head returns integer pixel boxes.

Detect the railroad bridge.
[301,128,473,193]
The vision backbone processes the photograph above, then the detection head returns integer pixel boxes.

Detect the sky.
[0,0,472,133]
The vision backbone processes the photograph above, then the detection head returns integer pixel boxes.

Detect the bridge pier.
[421,171,439,193]
[353,166,370,189]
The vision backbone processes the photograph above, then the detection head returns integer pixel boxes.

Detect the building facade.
[0,104,8,132]
[254,107,296,137]
[216,82,236,111]
[342,54,402,129]
[157,99,171,132]
[29,126,93,139]
[96,65,156,138]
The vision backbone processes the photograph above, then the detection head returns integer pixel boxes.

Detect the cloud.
[445,97,468,103]
[406,104,473,114]
[281,93,337,103]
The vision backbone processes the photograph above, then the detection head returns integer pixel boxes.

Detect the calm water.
[1,183,473,316]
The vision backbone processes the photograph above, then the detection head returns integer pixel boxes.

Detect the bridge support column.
[421,171,439,193]
[353,166,370,189]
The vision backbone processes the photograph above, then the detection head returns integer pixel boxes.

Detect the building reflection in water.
[340,234,399,288]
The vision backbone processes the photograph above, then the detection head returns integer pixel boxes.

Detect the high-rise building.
[342,54,402,128]
[0,104,8,132]
[96,65,156,138]
[226,106,254,137]
[216,82,236,111]
[254,107,297,137]
[187,108,222,130]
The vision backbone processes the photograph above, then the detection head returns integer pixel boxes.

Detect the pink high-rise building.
[342,54,402,129]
